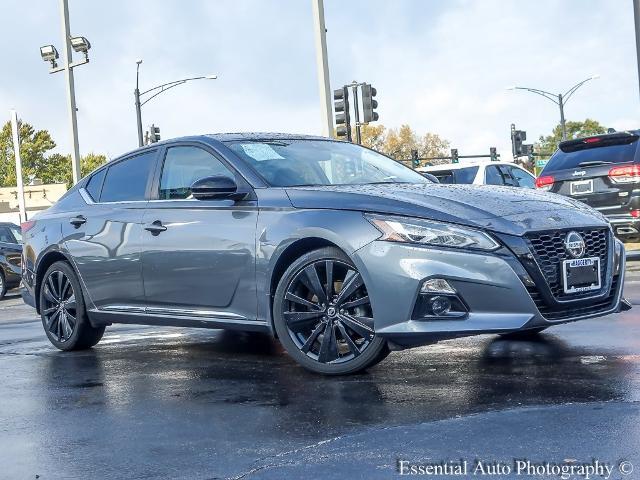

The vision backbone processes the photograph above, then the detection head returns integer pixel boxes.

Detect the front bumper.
[353,237,626,349]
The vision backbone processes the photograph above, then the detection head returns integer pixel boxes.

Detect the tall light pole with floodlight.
[507,75,600,141]
[134,60,217,147]
[39,0,91,185]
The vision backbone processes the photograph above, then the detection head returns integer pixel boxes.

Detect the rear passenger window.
[85,168,106,201]
[485,166,504,185]
[100,151,156,202]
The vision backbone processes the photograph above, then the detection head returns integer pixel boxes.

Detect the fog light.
[429,296,451,316]
[421,278,456,294]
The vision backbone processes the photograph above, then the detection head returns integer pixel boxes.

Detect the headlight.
[365,214,500,251]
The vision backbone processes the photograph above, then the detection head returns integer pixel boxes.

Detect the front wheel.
[40,261,105,351]
[0,271,6,300]
[273,247,388,375]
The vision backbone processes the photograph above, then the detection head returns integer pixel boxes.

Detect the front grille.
[526,228,609,300]
[526,274,619,321]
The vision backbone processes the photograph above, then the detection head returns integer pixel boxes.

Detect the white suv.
[417,161,535,188]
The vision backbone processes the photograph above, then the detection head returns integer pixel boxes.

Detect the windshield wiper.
[578,160,613,167]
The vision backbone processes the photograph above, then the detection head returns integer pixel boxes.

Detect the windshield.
[9,226,22,243]
[226,139,429,187]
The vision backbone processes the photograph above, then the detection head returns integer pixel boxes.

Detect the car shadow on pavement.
[29,328,632,444]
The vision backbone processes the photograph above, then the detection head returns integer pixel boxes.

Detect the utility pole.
[634,0,640,99]
[59,0,81,185]
[311,0,333,138]
[10,111,27,223]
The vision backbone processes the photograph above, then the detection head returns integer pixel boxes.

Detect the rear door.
[62,150,157,311]
[540,133,639,212]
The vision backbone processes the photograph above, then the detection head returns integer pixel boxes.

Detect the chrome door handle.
[69,215,86,227]
[144,220,167,235]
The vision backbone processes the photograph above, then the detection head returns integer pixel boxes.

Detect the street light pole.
[311,0,333,138]
[507,76,599,141]
[59,0,81,185]
[558,93,566,140]
[134,61,216,147]
[135,60,144,147]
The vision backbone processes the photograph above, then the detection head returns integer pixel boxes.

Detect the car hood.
[285,183,609,236]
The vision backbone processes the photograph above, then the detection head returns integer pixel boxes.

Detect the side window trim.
[97,149,159,204]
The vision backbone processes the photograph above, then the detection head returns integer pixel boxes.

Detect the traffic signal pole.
[311,0,333,138]
[634,0,640,100]
[350,82,362,145]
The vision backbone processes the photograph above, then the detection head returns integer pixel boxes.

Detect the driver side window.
[159,146,234,200]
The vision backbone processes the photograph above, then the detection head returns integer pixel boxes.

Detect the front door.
[140,145,258,322]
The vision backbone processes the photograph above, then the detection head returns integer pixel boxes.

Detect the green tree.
[360,124,450,164]
[536,118,607,158]
[0,119,107,188]
[46,152,108,187]
[0,120,56,187]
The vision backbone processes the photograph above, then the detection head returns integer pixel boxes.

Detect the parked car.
[537,130,640,242]
[417,161,536,188]
[0,222,22,300]
[21,134,629,374]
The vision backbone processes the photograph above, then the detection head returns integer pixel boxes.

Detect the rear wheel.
[273,247,388,375]
[40,261,105,351]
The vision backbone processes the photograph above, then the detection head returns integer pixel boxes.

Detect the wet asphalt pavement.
[1,266,639,480]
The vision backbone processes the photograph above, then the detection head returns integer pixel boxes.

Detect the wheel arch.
[266,237,345,336]
[34,250,75,313]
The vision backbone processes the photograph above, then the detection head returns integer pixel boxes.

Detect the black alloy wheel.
[274,247,388,375]
[42,269,77,343]
[40,261,105,351]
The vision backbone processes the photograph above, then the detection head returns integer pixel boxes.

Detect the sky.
[0,0,638,162]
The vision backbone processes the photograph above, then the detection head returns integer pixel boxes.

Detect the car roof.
[0,222,18,227]
[205,132,332,143]
[417,161,521,172]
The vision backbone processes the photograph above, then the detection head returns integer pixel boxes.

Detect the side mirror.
[191,175,244,200]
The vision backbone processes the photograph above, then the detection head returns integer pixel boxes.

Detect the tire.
[499,327,547,340]
[273,247,389,375]
[39,260,105,351]
[0,271,6,300]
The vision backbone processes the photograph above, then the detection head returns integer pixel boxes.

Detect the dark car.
[20,134,629,375]
[537,131,640,241]
[0,222,23,299]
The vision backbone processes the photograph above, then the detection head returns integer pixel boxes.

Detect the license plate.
[570,179,593,195]
[562,257,601,294]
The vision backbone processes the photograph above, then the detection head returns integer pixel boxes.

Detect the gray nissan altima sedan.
[21,133,631,374]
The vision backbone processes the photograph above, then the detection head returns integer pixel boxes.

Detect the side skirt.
[87,307,270,333]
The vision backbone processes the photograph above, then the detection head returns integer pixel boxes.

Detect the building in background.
[0,181,67,223]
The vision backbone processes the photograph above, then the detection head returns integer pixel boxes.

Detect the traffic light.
[490,147,497,161]
[334,87,351,141]
[451,148,459,164]
[149,124,161,143]
[512,130,526,156]
[411,149,420,168]
[361,83,379,123]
